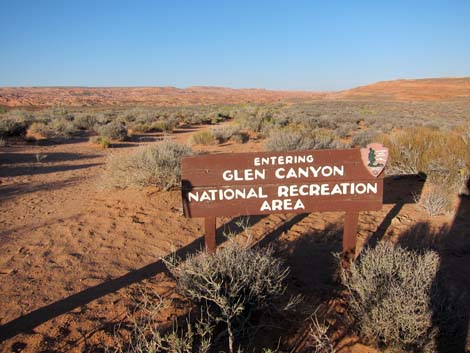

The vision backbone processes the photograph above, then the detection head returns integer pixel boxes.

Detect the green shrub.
[27,119,75,139]
[189,130,216,145]
[265,130,313,151]
[103,141,192,190]
[73,113,97,130]
[129,122,152,133]
[341,242,457,353]
[265,130,345,152]
[235,108,275,133]
[130,120,177,134]
[150,120,176,133]
[47,119,75,137]
[96,121,128,141]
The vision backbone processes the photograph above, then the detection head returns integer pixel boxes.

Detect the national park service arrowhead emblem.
[360,143,388,177]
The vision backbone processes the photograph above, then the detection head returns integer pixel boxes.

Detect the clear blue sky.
[1,0,469,90]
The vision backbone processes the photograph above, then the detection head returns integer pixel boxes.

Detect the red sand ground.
[1,121,469,352]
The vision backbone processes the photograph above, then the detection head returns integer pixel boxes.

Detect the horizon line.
[1,76,469,93]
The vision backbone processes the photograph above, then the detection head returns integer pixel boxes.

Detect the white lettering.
[299,185,309,196]
[334,165,344,176]
[331,184,342,195]
[224,189,235,200]
[310,166,322,177]
[356,183,366,194]
[286,168,297,179]
[367,183,378,194]
[278,185,289,197]
[222,169,266,182]
[272,199,283,211]
[275,168,285,179]
[260,200,271,211]
[310,184,320,195]
[200,191,211,202]
[294,199,305,210]
[321,184,330,195]
[222,170,233,181]
[188,192,199,202]
[322,166,333,177]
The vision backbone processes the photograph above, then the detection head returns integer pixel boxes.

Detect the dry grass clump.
[341,242,459,353]
[89,135,111,148]
[230,131,249,144]
[0,117,28,137]
[413,185,452,217]
[27,119,76,139]
[212,126,239,142]
[189,130,217,145]
[108,294,213,353]
[212,126,249,144]
[166,243,288,353]
[335,122,357,138]
[309,314,336,353]
[379,127,470,194]
[103,141,192,190]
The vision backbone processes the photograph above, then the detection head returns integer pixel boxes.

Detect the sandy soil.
[1,122,469,352]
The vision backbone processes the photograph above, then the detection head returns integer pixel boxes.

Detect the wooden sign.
[181,144,388,264]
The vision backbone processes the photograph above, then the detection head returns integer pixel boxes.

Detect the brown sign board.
[181,143,388,264]
[182,145,387,218]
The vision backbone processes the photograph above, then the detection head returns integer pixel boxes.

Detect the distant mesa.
[0,77,469,107]
[332,77,470,101]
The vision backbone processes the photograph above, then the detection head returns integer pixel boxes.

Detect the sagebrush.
[103,141,192,190]
[166,243,288,353]
[413,184,451,217]
[341,242,460,353]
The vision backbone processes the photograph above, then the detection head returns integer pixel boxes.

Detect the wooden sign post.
[181,143,388,265]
